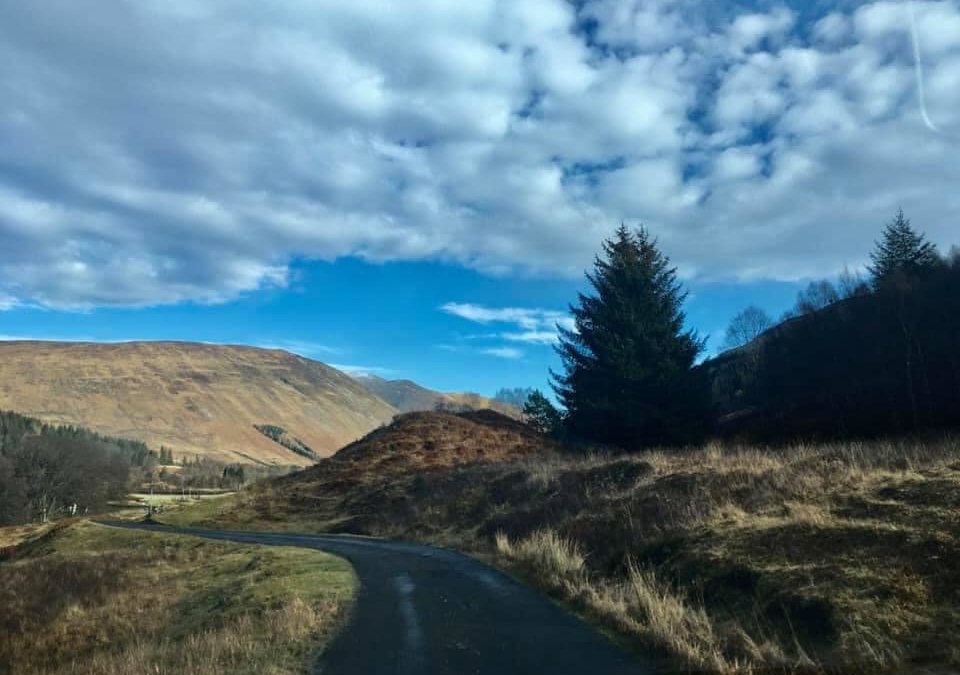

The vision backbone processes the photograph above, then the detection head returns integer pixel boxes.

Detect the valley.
[4,3,960,673]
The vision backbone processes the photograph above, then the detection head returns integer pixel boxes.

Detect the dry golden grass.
[0,521,355,675]
[496,529,783,674]
[0,522,55,549]
[495,529,587,591]
[167,412,960,674]
[489,438,960,674]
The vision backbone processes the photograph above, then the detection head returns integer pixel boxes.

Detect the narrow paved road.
[104,521,652,675]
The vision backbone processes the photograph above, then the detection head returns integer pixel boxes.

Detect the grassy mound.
[164,411,960,674]
[0,521,355,675]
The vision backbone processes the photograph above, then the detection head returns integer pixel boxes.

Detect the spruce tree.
[522,390,562,436]
[552,225,707,449]
[868,209,939,285]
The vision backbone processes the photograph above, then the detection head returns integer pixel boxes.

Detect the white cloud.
[729,8,796,53]
[481,347,524,360]
[328,363,395,377]
[253,340,342,359]
[440,302,569,330]
[813,13,851,46]
[442,301,574,352]
[1,1,959,308]
[501,330,563,345]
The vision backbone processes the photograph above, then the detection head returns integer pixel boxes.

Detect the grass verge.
[0,521,356,675]
[160,417,960,674]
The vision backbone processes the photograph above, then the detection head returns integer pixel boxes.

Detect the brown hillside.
[353,375,521,418]
[221,410,555,531]
[330,410,548,473]
[0,341,396,465]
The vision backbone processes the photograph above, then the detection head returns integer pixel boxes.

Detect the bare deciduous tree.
[722,306,773,350]
[793,280,840,315]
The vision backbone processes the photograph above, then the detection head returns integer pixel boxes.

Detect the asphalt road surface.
[104,521,653,675]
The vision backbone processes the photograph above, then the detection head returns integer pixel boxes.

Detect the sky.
[1,0,958,395]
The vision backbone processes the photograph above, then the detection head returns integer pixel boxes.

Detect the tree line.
[712,212,960,440]
[520,211,959,448]
[0,411,141,524]
[0,411,273,524]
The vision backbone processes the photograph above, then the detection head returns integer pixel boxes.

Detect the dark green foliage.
[253,424,317,460]
[0,412,155,468]
[553,225,709,448]
[0,456,24,524]
[158,457,290,491]
[222,464,246,490]
[0,411,35,454]
[522,390,562,436]
[158,446,175,465]
[868,209,939,285]
[254,424,286,443]
[494,387,536,408]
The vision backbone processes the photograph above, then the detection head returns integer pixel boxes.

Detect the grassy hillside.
[354,374,521,417]
[0,341,396,465]
[0,521,355,675]
[170,412,960,674]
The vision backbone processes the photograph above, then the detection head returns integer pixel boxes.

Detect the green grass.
[129,491,235,506]
[0,521,356,675]
[135,490,235,508]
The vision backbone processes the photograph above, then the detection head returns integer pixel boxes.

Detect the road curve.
[103,521,653,675]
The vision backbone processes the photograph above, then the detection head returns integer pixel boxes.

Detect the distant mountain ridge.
[0,341,397,466]
[354,374,521,418]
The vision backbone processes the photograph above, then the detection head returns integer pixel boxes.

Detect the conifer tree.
[868,210,939,285]
[522,390,562,435]
[552,225,708,448]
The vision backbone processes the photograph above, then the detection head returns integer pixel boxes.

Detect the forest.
[709,211,960,441]
[0,411,271,525]
[0,411,143,524]
[529,210,960,448]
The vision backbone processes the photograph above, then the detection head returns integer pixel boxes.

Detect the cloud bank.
[1,0,959,307]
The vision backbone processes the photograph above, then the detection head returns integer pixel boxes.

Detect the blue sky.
[0,256,803,395]
[1,1,958,395]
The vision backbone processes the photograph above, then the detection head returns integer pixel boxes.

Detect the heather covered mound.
[170,410,557,532]
[169,421,960,674]
[330,410,552,471]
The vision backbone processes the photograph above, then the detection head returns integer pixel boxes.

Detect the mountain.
[353,375,521,417]
[0,341,397,466]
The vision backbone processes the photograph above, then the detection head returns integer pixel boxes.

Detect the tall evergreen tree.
[552,225,707,448]
[868,209,939,285]
[522,390,562,436]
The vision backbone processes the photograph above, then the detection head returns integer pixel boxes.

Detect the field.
[0,521,356,675]
[163,411,960,674]
[129,491,235,506]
